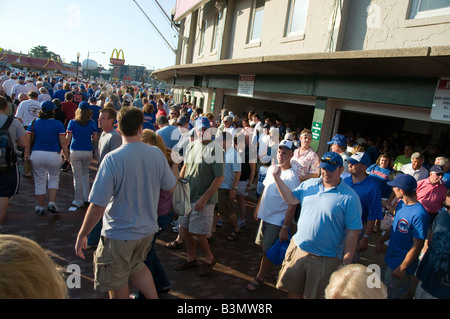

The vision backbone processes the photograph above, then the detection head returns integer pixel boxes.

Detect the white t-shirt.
[256,165,269,195]
[15,99,40,126]
[401,163,429,181]
[257,165,300,226]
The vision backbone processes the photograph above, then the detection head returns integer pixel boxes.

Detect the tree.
[29,45,61,61]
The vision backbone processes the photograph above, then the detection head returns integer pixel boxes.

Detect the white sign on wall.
[430,77,450,122]
[237,74,255,97]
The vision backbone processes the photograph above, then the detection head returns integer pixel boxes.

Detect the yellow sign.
[110,49,125,65]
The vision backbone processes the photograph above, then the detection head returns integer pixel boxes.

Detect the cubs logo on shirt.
[398,218,410,233]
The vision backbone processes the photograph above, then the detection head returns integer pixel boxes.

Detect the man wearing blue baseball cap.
[175,115,224,277]
[375,173,429,299]
[344,152,383,262]
[273,151,362,299]
[327,134,350,178]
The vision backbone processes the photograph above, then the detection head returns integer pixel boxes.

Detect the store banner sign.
[430,77,450,122]
[238,74,255,97]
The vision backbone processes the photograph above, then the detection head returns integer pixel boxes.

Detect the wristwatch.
[363,234,370,239]
[282,225,289,230]
[231,187,237,190]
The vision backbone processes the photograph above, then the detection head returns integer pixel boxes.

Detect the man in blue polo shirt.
[375,174,429,299]
[344,152,383,262]
[273,151,362,299]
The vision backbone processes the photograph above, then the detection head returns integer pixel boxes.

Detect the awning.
[152,46,450,82]
[0,52,77,74]
[174,0,211,22]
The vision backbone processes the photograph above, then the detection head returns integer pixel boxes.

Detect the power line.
[132,0,177,55]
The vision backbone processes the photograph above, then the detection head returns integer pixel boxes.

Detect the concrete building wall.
[179,0,450,65]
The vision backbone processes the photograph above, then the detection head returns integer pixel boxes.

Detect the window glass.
[249,0,265,42]
[287,0,309,35]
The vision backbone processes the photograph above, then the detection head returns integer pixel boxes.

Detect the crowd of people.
[0,68,449,300]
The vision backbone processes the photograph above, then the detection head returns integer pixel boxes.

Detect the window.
[248,0,265,43]
[211,11,222,52]
[199,19,207,56]
[285,0,309,37]
[410,0,450,19]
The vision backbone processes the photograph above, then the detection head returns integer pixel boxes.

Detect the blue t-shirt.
[143,120,155,131]
[143,112,156,124]
[384,201,429,275]
[67,119,97,151]
[220,147,242,189]
[292,178,363,258]
[156,125,179,150]
[27,118,65,152]
[367,164,394,198]
[89,104,102,130]
[344,175,383,224]
[53,89,68,102]
[442,171,450,190]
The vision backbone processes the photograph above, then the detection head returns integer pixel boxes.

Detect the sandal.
[207,232,216,243]
[246,278,264,292]
[165,240,183,249]
[226,230,240,241]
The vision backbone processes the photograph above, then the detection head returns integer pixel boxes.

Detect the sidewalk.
[2,160,384,299]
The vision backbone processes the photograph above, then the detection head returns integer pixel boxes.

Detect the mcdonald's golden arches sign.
[110,49,125,65]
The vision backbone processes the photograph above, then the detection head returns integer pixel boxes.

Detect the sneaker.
[72,200,83,208]
[170,220,178,227]
[47,204,60,214]
[34,206,45,216]
[216,219,223,227]
[172,224,179,233]
[238,219,246,227]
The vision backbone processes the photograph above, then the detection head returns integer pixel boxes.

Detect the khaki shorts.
[276,240,341,299]
[93,233,154,292]
[217,188,235,217]
[178,203,215,235]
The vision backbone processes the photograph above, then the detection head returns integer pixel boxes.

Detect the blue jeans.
[87,219,102,246]
[137,211,174,298]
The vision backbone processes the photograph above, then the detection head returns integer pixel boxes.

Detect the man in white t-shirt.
[15,90,40,127]
[401,152,429,181]
[2,73,17,98]
[246,139,300,292]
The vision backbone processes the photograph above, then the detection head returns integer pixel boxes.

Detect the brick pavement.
[2,159,384,299]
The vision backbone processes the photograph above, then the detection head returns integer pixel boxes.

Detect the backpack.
[0,116,17,173]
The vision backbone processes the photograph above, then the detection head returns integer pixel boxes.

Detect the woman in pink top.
[291,128,320,183]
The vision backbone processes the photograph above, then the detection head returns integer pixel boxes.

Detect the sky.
[0,0,179,71]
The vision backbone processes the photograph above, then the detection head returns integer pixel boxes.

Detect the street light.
[76,52,80,79]
[86,51,105,78]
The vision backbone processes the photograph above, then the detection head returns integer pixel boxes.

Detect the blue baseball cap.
[195,116,210,130]
[40,100,57,112]
[78,101,90,110]
[320,152,343,172]
[327,134,347,147]
[387,174,417,192]
[346,152,371,166]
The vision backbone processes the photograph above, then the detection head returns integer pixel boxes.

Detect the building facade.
[153,0,450,155]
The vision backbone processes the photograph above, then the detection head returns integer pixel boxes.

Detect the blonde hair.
[75,107,93,126]
[325,264,387,299]
[0,235,68,299]
[141,129,172,165]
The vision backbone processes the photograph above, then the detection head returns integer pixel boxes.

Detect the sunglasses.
[321,158,339,166]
